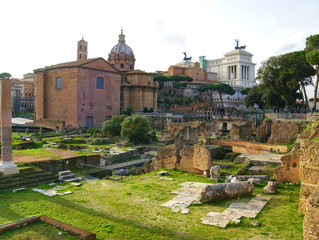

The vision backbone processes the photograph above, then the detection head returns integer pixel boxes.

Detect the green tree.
[102,115,126,137]
[257,51,314,108]
[121,115,152,144]
[261,90,285,109]
[240,88,251,95]
[244,86,264,108]
[305,34,319,110]
[0,72,11,79]
[153,74,169,90]
[198,83,235,108]
[122,107,133,116]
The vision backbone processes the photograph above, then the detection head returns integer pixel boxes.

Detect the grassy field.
[0,170,303,240]
[1,221,77,240]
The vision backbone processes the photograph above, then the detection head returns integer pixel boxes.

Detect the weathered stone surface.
[248,178,261,186]
[230,176,241,183]
[160,122,207,147]
[201,194,271,228]
[304,182,319,240]
[158,171,168,176]
[267,121,306,144]
[298,122,319,213]
[193,144,213,171]
[226,175,270,183]
[150,144,180,171]
[263,181,278,194]
[199,182,254,202]
[161,182,205,213]
[275,153,300,183]
[149,144,213,175]
[210,165,220,181]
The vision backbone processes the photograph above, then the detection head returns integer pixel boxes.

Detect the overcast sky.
[1,0,319,95]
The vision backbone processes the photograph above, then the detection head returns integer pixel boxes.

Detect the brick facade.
[34,58,121,129]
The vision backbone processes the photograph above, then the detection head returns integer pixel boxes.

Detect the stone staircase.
[0,170,58,192]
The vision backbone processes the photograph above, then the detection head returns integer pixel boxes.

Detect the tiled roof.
[34,58,118,73]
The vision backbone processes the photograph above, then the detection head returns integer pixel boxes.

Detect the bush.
[121,115,152,144]
[102,115,126,137]
[86,127,100,136]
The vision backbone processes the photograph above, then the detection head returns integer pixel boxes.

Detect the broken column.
[199,182,254,202]
[0,79,19,175]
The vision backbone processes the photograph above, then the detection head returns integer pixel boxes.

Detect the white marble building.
[199,45,257,109]
[205,48,256,88]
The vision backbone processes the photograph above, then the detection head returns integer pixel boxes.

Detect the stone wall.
[32,155,100,173]
[267,120,308,144]
[229,121,254,141]
[150,144,180,171]
[147,144,214,175]
[160,121,206,147]
[274,153,300,183]
[210,139,288,154]
[303,182,319,240]
[298,122,319,213]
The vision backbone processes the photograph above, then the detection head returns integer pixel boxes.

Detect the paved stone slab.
[161,182,205,213]
[201,194,271,228]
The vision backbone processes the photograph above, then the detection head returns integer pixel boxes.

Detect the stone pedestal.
[0,79,19,175]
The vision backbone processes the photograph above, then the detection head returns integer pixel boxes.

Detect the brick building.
[11,73,35,116]
[34,38,121,129]
[108,30,158,112]
[121,70,158,112]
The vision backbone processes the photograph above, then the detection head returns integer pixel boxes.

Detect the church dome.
[108,30,135,72]
[110,30,134,56]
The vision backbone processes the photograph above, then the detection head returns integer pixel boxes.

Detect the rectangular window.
[56,77,62,89]
[120,64,124,69]
[97,77,104,89]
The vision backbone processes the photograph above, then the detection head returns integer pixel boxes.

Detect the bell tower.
[77,37,88,60]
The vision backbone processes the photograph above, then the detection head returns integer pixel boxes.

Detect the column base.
[0,162,20,176]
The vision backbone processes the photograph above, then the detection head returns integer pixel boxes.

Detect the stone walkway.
[161,182,205,213]
[201,194,271,228]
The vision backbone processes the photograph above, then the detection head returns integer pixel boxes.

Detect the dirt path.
[13,148,82,163]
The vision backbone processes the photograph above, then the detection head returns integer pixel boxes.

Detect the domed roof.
[110,30,134,56]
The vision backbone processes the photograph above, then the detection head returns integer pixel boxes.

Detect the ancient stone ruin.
[145,121,224,175]
[0,79,19,175]
[160,121,207,146]
[144,143,222,175]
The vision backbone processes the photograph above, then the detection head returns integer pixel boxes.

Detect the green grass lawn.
[0,170,303,240]
[1,221,77,240]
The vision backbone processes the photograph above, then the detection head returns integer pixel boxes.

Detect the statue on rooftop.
[183,52,192,60]
[234,39,246,50]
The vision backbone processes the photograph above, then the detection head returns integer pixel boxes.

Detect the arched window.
[97,77,104,89]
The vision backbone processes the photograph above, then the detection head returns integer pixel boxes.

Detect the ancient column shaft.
[0,79,19,175]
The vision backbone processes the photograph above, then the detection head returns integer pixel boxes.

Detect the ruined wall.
[148,144,213,175]
[150,144,180,171]
[298,122,319,213]
[274,153,300,183]
[193,144,213,171]
[303,182,319,240]
[160,121,206,146]
[230,122,253,141]
[210,139,288,154]
[268,121,308,144]
[179,146,199,173]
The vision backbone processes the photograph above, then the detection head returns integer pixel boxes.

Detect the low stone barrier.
[210,139,288,154]
[32,155,100,173]
[0,215,96,240]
